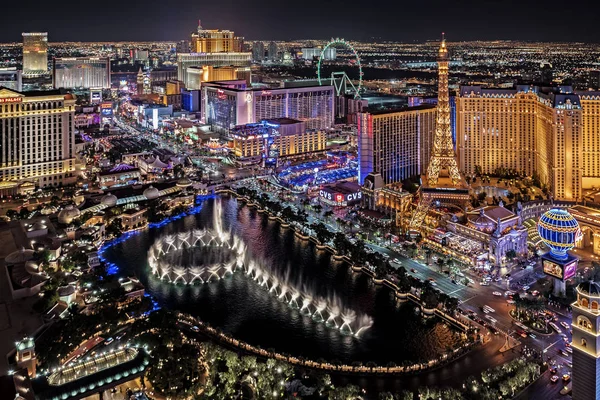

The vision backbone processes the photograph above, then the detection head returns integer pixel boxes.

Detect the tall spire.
[426,33,462,186]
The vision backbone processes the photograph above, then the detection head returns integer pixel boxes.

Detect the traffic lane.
[386,253,477,302]
[513,369,567,400]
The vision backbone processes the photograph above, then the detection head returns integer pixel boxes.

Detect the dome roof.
[58,285,76,297]
[101,193,118,207]
[537,208,581,260]
[577,280,600,297]
[5,249,35,264]
[143,186,160,200]
[31,221,47,231]
[58,205,81,224]
[176,177,192,187]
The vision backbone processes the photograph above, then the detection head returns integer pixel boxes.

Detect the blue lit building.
[182,89,200,112]
[357,105,436,185]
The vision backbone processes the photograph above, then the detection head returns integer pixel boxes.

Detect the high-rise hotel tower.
[0,88,76,196]
[22,32,48,76]
[456,85,600,201]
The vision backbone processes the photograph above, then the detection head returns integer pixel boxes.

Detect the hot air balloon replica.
[537,208,582,296]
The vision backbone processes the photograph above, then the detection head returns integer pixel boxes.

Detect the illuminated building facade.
[301,47,337,60]
[232,118,325,160]
[52,57,110,89]
[177,53,251,88]
[571,280,600,400]
[357,105,436,185]
[186,65,251,90]
[202,81,334,134]
[0,68,22,91]
[267,41,279,61]
[163,80,184,108]
[22,32,48,76]
[456,85,600,201]
[0,88,76,195]
[252,41,265,62]
[191,20,243,53]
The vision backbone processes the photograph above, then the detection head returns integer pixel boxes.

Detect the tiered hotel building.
[357,105,437,185]
[0,88,77,196]
[456,85,600,201]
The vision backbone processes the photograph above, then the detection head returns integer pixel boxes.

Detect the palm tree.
[424,248,432,265]
[436,257,446,272]
[323,210,334,224]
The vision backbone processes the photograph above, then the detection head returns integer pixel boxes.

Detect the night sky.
[2,0,598,43]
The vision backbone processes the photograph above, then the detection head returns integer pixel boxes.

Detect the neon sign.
[0,97,22,103]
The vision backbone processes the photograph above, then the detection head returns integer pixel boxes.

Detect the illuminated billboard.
[543,259,563,280]
[319,188,362,207]
[90,89,102,104]
[543,258,578,281]
[564,260,577,280]
[100,102,113,117]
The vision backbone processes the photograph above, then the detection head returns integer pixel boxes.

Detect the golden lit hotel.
[456,85,600,201]
[232,118,325,160]
[0,88,77,196]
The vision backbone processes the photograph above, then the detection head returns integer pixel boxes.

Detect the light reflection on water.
[103,196,462,363]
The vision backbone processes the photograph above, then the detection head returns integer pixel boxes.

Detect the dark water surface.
[103,196,462,364]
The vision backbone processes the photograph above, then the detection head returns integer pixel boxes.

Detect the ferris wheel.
[317,38,363,99]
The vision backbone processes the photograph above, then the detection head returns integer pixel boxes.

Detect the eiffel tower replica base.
[420,172,470,208]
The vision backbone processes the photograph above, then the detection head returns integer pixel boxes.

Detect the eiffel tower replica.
[409,34,469,234]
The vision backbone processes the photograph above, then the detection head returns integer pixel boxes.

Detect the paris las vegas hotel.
[456,85,600,201]
[0,88,77,195]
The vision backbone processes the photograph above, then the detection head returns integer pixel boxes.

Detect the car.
[393,258,400,264]
[551,375,559,383]
[563,374,571,382]
[560,321,570,329]
[480,281,490,286]
[431,282,437,286]
[507,299,515,304]
[492,291,502,296]
[520,331,528,338]
[566,346,573,353]
[531,290,540,296]
[529,333,537,339]
[428,277,435,282]
[410,268,416,273]
[191,325,200,332]
[495,277,502,282]
[561,350,569,357]
[104,337,114,345]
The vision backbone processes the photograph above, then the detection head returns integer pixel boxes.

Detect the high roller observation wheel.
[317,38,363,99]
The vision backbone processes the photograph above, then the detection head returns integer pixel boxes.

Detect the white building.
[53,57,111,89]
[0,88,77,196]
[0,68,23,91]
[201,81,335,134]
[301,47,336,60]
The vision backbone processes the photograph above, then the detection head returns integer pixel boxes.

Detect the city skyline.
[3,0,600,43]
